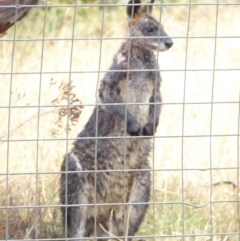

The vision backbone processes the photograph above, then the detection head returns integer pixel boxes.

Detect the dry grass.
[0,0,240,240]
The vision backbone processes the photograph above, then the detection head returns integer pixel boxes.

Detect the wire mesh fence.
[0,0,240,240]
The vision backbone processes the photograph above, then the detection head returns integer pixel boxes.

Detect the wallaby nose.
[165,38,173,49]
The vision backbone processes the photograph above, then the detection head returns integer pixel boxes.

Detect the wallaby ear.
[127,0,142,19]
[142,0,155,14]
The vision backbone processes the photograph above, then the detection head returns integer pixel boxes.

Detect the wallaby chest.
[118,69,156,126]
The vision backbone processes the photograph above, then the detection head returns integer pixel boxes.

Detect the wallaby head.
[127,0,173,51]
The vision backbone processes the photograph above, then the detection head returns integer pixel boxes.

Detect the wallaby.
[60,0,173,240]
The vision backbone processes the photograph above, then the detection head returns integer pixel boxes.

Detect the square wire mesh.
[0,0,240,240]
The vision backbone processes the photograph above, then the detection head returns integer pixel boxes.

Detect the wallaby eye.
[147,27,154,33]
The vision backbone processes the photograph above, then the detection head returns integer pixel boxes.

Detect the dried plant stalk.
[99,205,132,241]
[109,209,114,241]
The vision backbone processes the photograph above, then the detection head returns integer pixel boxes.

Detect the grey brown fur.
[60,0,173,240]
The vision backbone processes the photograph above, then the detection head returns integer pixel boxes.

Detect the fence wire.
[0,0,240,240]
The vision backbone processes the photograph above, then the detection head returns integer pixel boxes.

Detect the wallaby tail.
[60,152,84,237]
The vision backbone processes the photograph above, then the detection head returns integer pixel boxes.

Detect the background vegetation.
[0,0,240,240]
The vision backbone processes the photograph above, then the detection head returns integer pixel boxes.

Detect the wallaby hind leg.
[126,165,151,240]
[60,152,87,239]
